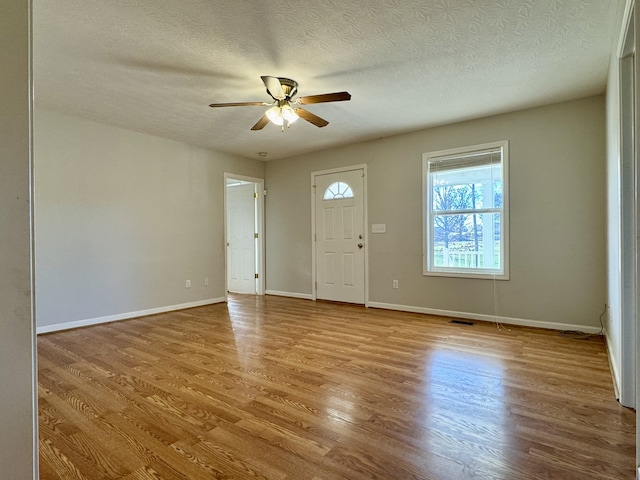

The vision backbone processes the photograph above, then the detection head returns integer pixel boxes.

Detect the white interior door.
[227,183,256,294]
[315,169,365,304]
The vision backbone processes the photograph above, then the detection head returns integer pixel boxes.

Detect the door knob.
[357,243,363,249]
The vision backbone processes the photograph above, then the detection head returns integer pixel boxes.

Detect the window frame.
[422,140,509,280]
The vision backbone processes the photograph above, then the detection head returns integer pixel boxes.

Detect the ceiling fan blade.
[296,92,351,105]
[251,114,270,131]
[294,108,329,128]
[261,75,286,100]
[209,101,268,108]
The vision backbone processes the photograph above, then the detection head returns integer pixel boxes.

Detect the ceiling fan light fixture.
[266,104,299,128]
[266,105,284,125]
[282,105,299,124]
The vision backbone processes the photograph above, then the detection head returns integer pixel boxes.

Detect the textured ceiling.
[34,0,620,160]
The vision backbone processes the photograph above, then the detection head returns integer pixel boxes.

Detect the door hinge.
[253,192,258,199]
[254,233,259,239]
[255,273,259,279]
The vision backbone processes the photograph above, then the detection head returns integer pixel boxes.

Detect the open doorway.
[224,174,265,297]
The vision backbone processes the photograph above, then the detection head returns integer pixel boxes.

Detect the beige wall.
[35,108,264,329]
[266,96,606,329]
[0,1,37,478]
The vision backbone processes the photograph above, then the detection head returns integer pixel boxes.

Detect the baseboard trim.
[36,297,226,334]
[604,326,622,400]
[41,296,602,335]
[265,290,314,300]
[367,301,603,334]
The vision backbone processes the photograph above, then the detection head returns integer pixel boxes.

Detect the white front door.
[314,168,365,304]
[227,183,256,294]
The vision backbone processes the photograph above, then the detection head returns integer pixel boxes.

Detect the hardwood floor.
[38,294,635,479]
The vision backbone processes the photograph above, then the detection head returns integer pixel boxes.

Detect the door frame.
[311,164,368,305]
[618,2,640,471]
[224,173,265,299]
[618,2,639,411]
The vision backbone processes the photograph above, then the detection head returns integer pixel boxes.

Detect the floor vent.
[449,319,475,326]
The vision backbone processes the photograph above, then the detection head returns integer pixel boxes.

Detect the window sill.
[423,269,509,280]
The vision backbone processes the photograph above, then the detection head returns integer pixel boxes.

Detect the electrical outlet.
[204,277,209,286]
[393,279,398,289]
[185,279,191,288]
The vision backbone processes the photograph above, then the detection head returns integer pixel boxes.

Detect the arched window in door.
[323,181,354,200]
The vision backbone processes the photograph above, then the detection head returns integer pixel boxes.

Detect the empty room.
[2,0,640,479]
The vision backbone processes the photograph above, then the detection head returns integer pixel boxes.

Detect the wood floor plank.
[38,294,635,479]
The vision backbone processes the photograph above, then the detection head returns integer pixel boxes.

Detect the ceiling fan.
[209,76,351,131]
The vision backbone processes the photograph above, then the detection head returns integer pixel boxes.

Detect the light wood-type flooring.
[38,294,635,479]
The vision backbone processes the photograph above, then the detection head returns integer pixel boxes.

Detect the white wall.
[266,96,607,330]
[34,109,264,330]
[0,1,37,478]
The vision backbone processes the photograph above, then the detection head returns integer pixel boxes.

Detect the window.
[423,141,509,279]
[323,181,354,200]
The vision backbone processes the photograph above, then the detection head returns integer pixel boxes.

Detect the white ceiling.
[34,0,621,161]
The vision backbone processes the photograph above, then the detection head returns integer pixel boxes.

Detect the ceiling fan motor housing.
[274,78,298,99]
